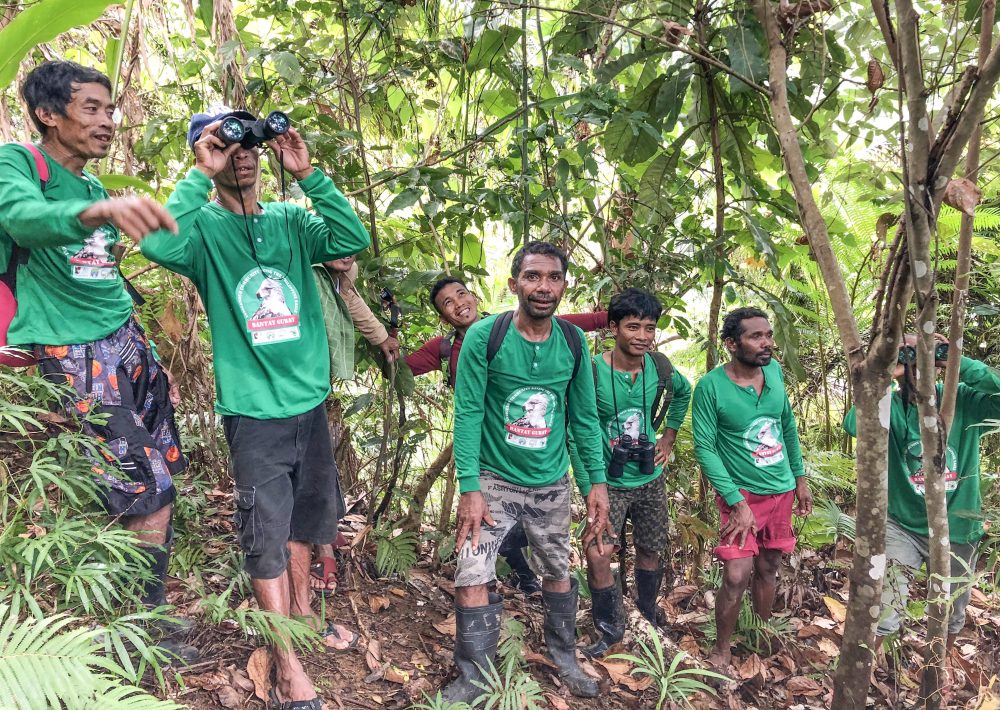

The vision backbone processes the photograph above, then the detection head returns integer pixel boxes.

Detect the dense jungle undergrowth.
[4,0,1000,708]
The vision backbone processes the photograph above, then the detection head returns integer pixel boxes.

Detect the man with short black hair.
[0,60,191,657]
[443,240,613,702]
[574,287,691,657]
[404,275,607,594]
[692,307,812,672]
[141,109,370,709]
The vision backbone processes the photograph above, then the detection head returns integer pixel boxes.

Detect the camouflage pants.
[607,474,670,554]
[455,472,571,587]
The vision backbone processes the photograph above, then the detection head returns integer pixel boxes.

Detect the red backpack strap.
[15,142,49,188]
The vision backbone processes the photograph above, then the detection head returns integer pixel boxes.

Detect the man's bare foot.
[707,647,733,674]
[273,654,325,708]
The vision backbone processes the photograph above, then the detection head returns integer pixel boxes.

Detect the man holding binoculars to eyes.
[571,288,691,658]
[141,108,370,710]
[692,307,812,673]
[843,333,1000,670]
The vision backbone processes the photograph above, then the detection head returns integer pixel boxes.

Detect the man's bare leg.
[288,541,355,649]
[750,549,782,621]
[708,557,754,670]
[253,572,321,706]
[123,504,172,545]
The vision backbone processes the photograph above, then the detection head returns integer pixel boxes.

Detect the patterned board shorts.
[35,317,182,517]
[607,474,670,553]
[455,472,572,588]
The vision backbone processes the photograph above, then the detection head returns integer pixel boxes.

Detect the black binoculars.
[218,111,290,149]
[898,343,949,364]
[608,433,656,478]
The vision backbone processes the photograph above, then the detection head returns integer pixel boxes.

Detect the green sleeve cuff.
[298,167,327,192]
[588,469,607,486]
[457,475,481,494]
[187,167,214,188]
[722,489,746,506]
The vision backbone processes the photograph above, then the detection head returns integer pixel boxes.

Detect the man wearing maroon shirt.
[405,276,608,592]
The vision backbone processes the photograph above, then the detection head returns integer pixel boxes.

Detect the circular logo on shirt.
[236,268,301,346]
[503,387,557,449]
[608,407,644,446]
[904,440,959,495]
[742,416,785,467]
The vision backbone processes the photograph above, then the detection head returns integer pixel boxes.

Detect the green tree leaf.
[722,23,767,93]
[466,27,524,73]
[602,112,660,165]
[0,0,119,89]
[98,175,156,195]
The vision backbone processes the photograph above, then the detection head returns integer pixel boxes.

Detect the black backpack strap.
[648,351,675,431]
[486,311,514,364]
[439,330,456,387]
[555,317,583,381]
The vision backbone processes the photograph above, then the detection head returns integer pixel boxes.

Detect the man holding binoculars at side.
[692,307,812,673]
[141,108,370,710]
[572,287,691,657]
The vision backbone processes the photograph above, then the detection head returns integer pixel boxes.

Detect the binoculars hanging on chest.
[608,433,656,479]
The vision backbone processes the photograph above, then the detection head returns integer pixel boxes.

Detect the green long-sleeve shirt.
[692,359,806,505]
[453,313,607,493]
[573,352,691,495]
[141,167,370,419]
[0,143,132,346]
[843,357,1000,544]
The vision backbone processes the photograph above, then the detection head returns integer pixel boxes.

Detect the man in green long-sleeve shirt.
[572,288,691,658]
[692,307,812,672]
[843,334,1000,656]
[443,241,613,703]
[141,111,370,709]
[0,61,193,657]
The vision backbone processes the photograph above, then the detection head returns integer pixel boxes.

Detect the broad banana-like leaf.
[0,0,118,89]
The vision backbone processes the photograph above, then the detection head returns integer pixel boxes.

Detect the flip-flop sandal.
[309,556,338,597]
[269,687,324,710]
[320,620,359,652]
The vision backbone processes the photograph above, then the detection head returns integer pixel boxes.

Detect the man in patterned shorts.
[0,61,192,657]
[573,288,691,657]
[443,241,614,703]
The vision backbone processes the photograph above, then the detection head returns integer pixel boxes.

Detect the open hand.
[720,499,757,549]
[454,491,496,554]
[79,197,177,241]
[268,128,313,180]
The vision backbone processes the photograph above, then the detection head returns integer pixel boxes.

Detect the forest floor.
[157,511,1000,710]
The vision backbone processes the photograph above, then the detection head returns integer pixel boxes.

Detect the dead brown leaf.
[786,675,824,696]
[738,654,766,684]
[816,637,840,658]
[665,584,699,605]
[797,624,827,638]
[226,667,255,693]
[389,588,407,598]
[525,651,559,669]
[384,666,410,684]
[216,686,242,709]
[369,595,390,613]
[432,615,456,636]
[185,671,227,690]
[594,658,652,692]
[943,177,982,217]
[822,596,846,624]
[36,411,68,425]
[545,692,571,709]
[246,647,272,703]
[410,650,432,667]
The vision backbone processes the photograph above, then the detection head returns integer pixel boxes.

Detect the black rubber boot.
[542,579,598,697]
[583,583,624,659]
[635,567,663,627]
[442,592,503,704]
[506,547,542,595]
[138,528,199,664]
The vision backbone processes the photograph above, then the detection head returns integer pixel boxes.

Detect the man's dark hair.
[608,288,662,325]
[510,241,569,279]
[721,307,769,342]
[429,276,468,314]
[22,61,112,136]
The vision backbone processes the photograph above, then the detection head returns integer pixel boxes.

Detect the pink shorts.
[714,489,796,560]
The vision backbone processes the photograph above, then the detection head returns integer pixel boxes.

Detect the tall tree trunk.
[753,3,901,706]
[399,442,454,533]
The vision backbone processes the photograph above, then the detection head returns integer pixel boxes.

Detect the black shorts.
[223,402,344,580]
[608,474,670,554]
[35,317,182,518]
